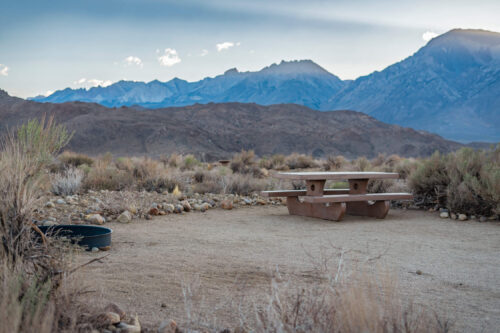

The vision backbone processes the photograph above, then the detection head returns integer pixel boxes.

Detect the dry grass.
[0,117,102,332]
[285,153,318,169]
[58,150,94,167]
[176,249,452,333]
[51,167,84,196]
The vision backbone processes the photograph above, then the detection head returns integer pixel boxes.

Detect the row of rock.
[438,208,494,222]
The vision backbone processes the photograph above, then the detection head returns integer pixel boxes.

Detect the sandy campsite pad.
[78,207,500,332]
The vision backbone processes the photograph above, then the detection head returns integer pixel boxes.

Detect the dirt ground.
[79,207,500,332]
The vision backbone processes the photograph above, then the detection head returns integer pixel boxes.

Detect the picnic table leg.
[346,179,390,219]
[287,197,346,221]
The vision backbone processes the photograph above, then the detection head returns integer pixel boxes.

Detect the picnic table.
[261,172,413,221]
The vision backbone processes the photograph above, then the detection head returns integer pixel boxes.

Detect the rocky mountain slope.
[31,29,500,143]
[1,89,465,159]
[326,29,500,143]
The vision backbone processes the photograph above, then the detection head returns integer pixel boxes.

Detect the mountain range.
[30,29,500,143]
[1,89,475,159]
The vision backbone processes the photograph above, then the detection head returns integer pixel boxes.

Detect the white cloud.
[123,56,143,68]
[157,48,181,67]
[422,31,438,42]
[200,49,209,57]
[0,64,9,76]
[216,41,238,52]
[73,78,113,88]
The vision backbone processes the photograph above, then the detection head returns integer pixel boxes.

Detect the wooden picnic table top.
[272,171,399,180]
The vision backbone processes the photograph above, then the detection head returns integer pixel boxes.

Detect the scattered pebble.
[458,214,467,221]
[117,210,133,223]
[439,212,449,218]
[86,213,105,225]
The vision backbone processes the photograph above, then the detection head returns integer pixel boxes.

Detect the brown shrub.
[83,164,134,191]
[230,150,265,177]
[225,174,266,195]
[259,154,288,170]
[285,153,318,169]
[353,156,371,171]
[168,153,182,168]
[58,150,94,167]
[324,155,347,171]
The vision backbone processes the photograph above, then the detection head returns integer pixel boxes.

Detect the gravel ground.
[78,206,500,332]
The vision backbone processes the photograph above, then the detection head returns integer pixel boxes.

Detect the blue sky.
[1,0,499,98]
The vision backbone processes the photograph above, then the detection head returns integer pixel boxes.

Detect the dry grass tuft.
[0,117,101,332]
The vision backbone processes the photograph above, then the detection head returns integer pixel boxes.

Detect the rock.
[55,198,66,205]
[439,212,449,219]
[149,207,160,216]
[416,270,422,275]
[193,204,202,211]
[458,214,467,221]
[104,303,126,319]
[159,210,166,215]
[439,208,448,213]
[174,204,184,213]
[181,200,192,212]
[127,205,138,215]
[42,220,58,226]
[158,319,178,333]
[45,201,55,208]
[91,247,99,253]
[161,302,167,308]
[145,214,153,220]
[488,215,498,221]
[117,210,133,223]
[242,197,252,205]
[221,200,233,210]
[116,315,141,333]
[164,204,175,213]
[470,215,476,220]
[450,213,457,220]
[86,214,105,225]
[479,216,487,222]
[201,202,210,210]
[105,312,121,324]
[256,198,266,205]
[99,246,111,251]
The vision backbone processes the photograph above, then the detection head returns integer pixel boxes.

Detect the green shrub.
[445,147,499,215]
[181,154,200,171]
[408,152,449,207]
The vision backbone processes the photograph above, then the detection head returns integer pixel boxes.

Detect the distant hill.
[1,89,470,159]
[33,60,344,111]
[30,29,500,143]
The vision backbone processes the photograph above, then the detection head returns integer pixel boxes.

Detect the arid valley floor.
[78,207,500,332]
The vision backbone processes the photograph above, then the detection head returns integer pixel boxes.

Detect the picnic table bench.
[261,172,413,221]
